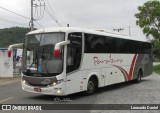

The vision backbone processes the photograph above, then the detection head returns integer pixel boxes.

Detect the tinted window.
[85,34,105,53]
[84,33,151,54]
[144,42,151,54]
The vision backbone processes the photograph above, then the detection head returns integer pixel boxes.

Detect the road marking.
[0,97,14,103]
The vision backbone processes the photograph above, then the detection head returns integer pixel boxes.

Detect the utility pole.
[113,28,124,32]
[31,0,34,31]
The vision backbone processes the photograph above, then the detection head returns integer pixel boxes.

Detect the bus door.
[65,32,86,94]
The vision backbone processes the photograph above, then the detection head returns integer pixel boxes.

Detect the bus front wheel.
[85,77,98,95]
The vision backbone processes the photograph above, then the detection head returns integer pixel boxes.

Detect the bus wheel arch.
[85,75,98,95]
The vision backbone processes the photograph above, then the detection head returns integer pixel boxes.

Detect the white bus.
[8,27,152,95]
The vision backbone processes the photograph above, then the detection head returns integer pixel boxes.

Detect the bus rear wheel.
[85,77,97,95]
[135,70,142,83]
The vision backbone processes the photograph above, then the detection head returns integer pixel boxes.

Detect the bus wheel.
[135,70,142,83]
[85,77,97,95]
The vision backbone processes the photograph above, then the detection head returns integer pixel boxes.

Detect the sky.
[0,0,150,39]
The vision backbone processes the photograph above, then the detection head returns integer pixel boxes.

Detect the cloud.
[0,0,149,38]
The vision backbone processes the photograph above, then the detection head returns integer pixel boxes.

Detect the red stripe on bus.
[113,54,137,81]
[128,54,137,80]
[114,65,129,80]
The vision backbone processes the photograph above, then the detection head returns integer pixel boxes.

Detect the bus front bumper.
[21,80,66,96]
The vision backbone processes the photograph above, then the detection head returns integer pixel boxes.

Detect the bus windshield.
[22,32,65,76]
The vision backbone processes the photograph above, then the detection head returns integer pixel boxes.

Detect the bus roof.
[27,27,149,42]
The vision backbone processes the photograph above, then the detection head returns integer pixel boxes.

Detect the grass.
[153,64,160,74]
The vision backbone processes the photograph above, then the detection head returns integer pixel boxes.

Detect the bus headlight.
[52,82,57,86]
[51,79,64,86]
[57,89,61,94]
[54,88,62,94]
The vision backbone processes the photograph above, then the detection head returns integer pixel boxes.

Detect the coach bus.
[8,27,152,95]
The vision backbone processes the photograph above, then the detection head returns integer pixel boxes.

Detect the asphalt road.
[0,73,160,113]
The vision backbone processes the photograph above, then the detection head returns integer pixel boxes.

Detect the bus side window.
[67,33,82,73]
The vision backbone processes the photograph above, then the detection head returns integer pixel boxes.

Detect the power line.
[0,3,43,29]
[0,6,30,20]
[34,22,41,29]
[45,6,62,26]
[0,17,28,26]
[33,1,46,21]
[31,0,46,30]
[35,21,44,28]
[46,0,58,21]
[38,2,46,20]
[45,7,56,21]
[44,0,62,26]
[31,0,62,28]
[33,4,39,20]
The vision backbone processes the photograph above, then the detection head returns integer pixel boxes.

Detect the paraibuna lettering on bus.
[93,54,123,66]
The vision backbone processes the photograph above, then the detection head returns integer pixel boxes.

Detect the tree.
[0,27,30,47]
[135,0,160,39]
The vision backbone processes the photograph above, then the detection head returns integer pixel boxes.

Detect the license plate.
[34,87,41,92]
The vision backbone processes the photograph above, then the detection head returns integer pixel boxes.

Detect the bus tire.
[85,77,98,95]
[135,69,142,83]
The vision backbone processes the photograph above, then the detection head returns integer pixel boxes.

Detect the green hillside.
[0,27,30,47]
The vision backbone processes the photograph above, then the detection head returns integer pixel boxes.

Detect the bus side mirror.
[7,43,24,57]
[54,41,70,58]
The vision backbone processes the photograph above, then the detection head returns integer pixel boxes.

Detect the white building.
[0,48,13,77]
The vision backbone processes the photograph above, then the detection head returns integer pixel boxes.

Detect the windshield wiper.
[29,51,38,68]
[41,46,49,73]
